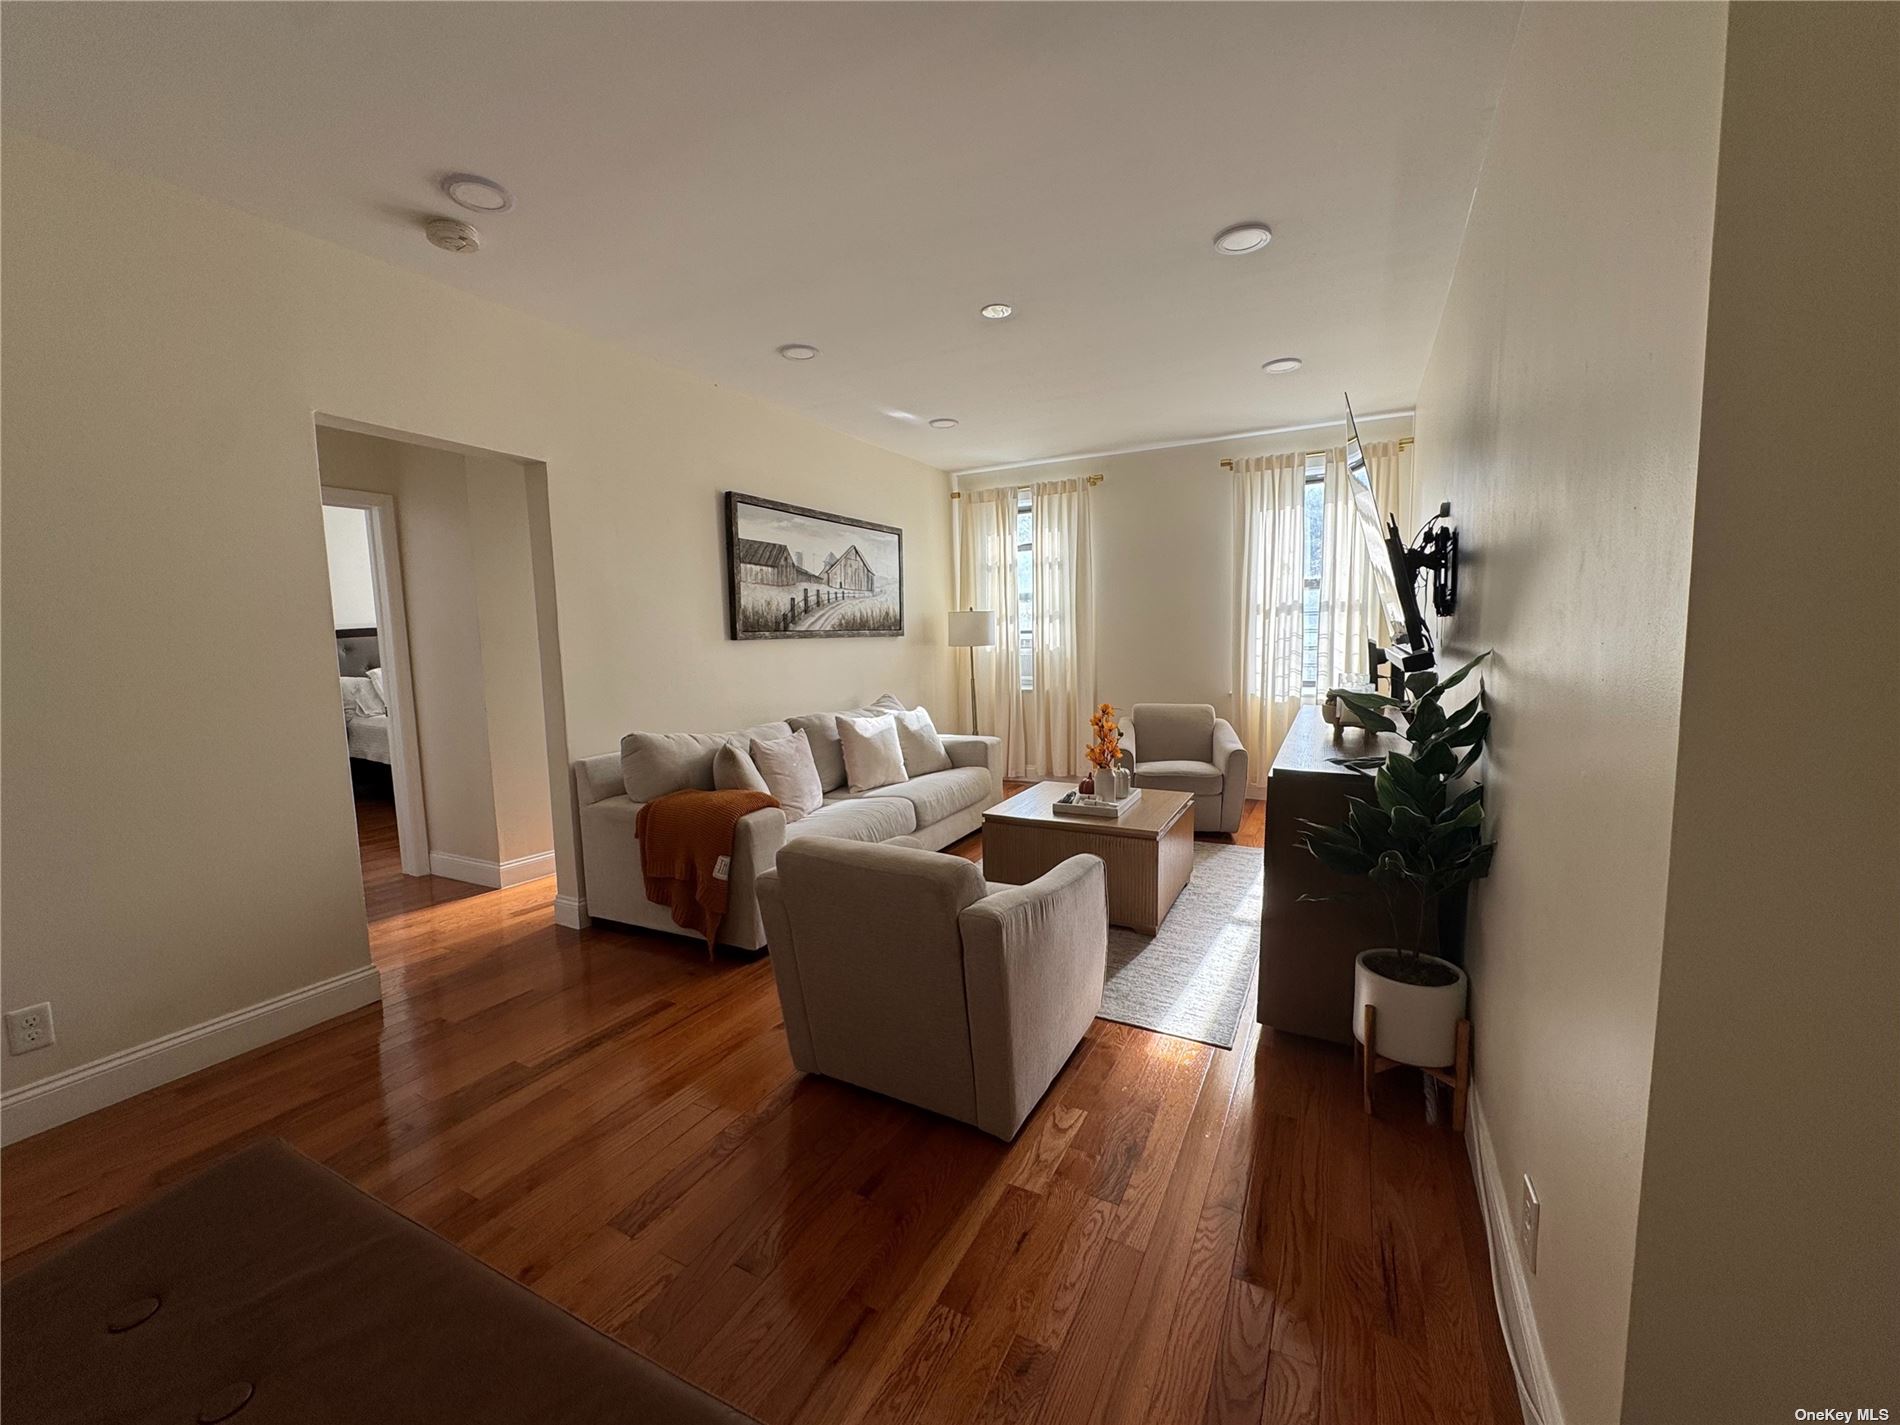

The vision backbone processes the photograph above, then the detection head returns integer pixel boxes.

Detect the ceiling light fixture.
[979,303,1014,320]
[1213,222,1273,255]
[441,173,514,214]
[1261,357,1304,374]
[777,343,819,361]
[929,418,960,430]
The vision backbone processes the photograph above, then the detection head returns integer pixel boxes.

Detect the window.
[1015,488,1034,689]
[1300,453,1326,695]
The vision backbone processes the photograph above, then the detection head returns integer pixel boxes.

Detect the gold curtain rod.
[952,472,1103,500]
[1219,435,1413,470]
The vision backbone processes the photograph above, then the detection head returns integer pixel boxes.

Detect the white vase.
[1352,950,1468,1069]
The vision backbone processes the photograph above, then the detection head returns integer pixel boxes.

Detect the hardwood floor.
[1,790,1520,1425]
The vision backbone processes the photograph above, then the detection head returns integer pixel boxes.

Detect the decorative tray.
[1051,788,1142,819]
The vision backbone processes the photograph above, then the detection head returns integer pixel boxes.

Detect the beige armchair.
[1122,703,1249,834]
[757,837,1107,1141]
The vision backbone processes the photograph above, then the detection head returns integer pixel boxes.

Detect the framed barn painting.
[724,492,905,640]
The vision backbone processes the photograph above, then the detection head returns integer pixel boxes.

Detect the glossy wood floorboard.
[2,788,1520,1425]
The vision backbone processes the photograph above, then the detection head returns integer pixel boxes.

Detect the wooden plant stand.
[1359,1004,1471,1132]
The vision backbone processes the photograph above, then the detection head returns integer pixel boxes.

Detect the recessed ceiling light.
[1261,357,1304,374]
[1213,222,1273,255]
[777,343,819,361]
[442,173,514,214]
[979,303,1014,320]
[928,418,960,429]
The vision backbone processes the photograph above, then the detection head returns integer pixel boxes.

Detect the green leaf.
[1425,802,1484,847]
[1414,741,1457,781]
[1383,752,1436,804]
[1389,804,1432,841]
[1444,784,1485,820]
[1374,767,1423,816]
[1327,755,1385,775]
[1442,699,1480,731]
[1334,693,1398,734]
[1404,669,1440,697]
[1434,650,1492,697]
[1328,688,1403,709]
[1408,699,1448,744]
[1348,799,1400,853]
[1305,837,1375,877]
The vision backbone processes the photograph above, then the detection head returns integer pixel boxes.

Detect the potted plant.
[1299,653,1495,1068]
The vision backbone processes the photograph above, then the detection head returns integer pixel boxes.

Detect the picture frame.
[724,491,905,640]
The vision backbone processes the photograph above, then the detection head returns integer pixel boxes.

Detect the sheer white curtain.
[1023,477,1096,779]
[1315,440,1415,692]
[955,485,1023,768]
[1231,453,1306,776]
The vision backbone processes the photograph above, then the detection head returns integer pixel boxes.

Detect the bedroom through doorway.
[314,422,565,932]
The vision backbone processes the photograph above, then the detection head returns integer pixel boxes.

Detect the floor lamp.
[947,609,997,736]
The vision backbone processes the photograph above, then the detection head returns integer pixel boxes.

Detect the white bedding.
[340,673,392,764]
[346,711,392,764]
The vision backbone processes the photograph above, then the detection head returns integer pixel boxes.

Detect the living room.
[1,5,1893,1424]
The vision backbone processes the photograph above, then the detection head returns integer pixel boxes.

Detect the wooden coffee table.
[982,781,1196,934]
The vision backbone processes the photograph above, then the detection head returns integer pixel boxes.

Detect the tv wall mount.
[1370,502,1460,693]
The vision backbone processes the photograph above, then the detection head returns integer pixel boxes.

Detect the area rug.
[1101,842,1262,1048]
[1,1139,752,1424]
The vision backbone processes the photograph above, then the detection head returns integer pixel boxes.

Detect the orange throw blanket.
[636,789,778,955]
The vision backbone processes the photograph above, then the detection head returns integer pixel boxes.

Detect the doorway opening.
[314,421,572,935]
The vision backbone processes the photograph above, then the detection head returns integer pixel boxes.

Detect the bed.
[337,628,394,792]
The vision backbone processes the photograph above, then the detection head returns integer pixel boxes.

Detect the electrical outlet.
[5,1003,56,1056]
[1519,1174,1541,1274]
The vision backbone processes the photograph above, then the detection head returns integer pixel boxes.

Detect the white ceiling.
[2,2,1520,472]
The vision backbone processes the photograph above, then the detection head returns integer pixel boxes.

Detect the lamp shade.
[947,609,997,648]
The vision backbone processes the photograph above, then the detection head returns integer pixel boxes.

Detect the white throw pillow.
[340,674,387,718]
[367,666,388,706]
[748,729,824,822]
[713,742,770,796]
[890,705,951,775]
[838,714,909,794]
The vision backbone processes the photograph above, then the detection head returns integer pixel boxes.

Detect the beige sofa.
[1122,702,1249,834]
[571,696,1003,950]
[758,837,1107,1140]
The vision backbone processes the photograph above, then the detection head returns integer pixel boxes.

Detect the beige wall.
[957,411,1411,770]
[1409,5,1728,1421]
[465,455,556,866]
[0,131,953,1097]
[1620,5,1900,1420]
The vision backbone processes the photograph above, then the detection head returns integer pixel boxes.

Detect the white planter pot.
[1353,950,1468,1069]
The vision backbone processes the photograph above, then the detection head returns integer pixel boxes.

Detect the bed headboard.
[335,627,381,678]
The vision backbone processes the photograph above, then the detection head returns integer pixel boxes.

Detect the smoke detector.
[424,217,481,254]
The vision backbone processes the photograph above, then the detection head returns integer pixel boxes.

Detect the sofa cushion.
[786,707,885,792]
[713,742,770,796]
[1131,703,1215,765]
[621,720,791,802]
[750,729,825,822]
[787,797,916,844]
[891,706,952,776]
[859,766,995,828]
[1133,758,1224,796]
[839,713,908,793]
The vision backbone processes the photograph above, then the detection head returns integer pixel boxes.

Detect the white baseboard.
[428,850,555,888]
[0,965,383,1147]
[1465,1084,1564,1425]
[553,894,590,930]
[498,851,557,887]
